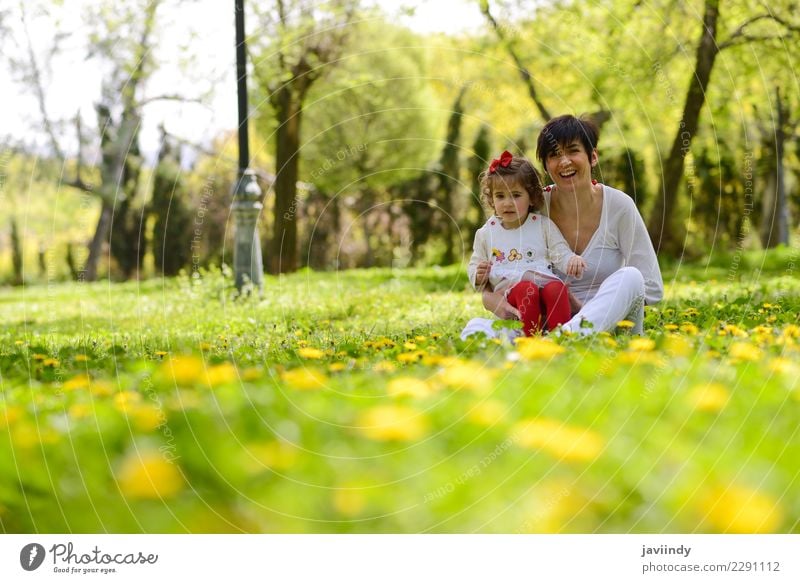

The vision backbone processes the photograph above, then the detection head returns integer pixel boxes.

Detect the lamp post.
[232,0,263,292]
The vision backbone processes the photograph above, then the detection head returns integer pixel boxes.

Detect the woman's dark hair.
[479,156,543,213]
[536,115,599,169]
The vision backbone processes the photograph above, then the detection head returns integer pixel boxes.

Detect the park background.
[0,0,798,533]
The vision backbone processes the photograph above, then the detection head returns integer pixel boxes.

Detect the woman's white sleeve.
[617,198,664,304]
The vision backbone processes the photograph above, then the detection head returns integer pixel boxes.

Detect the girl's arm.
[541,215,580,274]
[467,228,490,290]
[482,288,521,320]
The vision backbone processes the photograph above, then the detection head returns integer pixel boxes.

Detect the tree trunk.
[85,202,113,281]
[10,218,23,286]
[269,87,301,274]
[761,86,790,248]
[648,0,720,256]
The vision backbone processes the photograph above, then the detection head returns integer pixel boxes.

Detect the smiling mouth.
[559,169,577,178]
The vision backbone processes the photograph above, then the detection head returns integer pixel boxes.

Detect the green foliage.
[0,255,798,532]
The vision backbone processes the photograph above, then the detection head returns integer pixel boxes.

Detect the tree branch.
[478,0,551,122]
[720,12,800,49]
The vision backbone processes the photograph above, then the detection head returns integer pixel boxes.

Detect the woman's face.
[545,139,598,189]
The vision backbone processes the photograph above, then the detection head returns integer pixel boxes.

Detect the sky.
[2,0,486,164]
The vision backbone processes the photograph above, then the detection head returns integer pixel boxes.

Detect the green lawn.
[1,251,798,533]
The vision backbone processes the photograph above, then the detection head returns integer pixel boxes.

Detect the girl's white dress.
[467,213,577,293]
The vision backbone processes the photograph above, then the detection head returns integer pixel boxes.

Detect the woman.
[462,115,663,338]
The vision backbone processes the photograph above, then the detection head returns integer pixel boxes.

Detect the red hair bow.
[488,150,513,174]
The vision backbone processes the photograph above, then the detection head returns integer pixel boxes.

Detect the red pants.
[506,280,571,336]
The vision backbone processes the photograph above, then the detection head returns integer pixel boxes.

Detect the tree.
[250,0,359,274]
[261,15,441,269]
[647,0,800,254]
[9,0,200,281]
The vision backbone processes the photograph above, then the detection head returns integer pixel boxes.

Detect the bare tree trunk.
[10,218,23,286]
[648,0,720,255]
[761,86,790,248]
[269,87,301,274]
[85,202,113,281]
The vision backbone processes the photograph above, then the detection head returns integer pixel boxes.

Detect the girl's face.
[545,139,598,189]
[491,178,531,229]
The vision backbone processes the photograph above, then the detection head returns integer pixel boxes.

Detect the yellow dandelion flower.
[293,330,304,337]
[719,324,748,338]
[154,351,168,357]
[159,355,203,386]
[682,308,700,318]
[431,333,442,340]
[438,362,496,392]
[512,418,605,462]
[68,403,93,419]
[414,336,427,342]
[12,422,59,448]
[768,357,799,375]
[14,340,25,346]
[296,339,309,348]
[129,404,164,431]
[616,320,635,329]
[328,362,347,373]
[515,337,566,360]
[90,380,114,397]
[387,377,436,399]
[199,342,212,351]
[467,400,508,427]
[688,382,729,412]
[0,406,23,428]
[281,368,328,390]
[74,354,89,362]
[42,358,60,367]
[204,362,237,387]
[701,485,783,533]
[32,354,46,361]
[241,367,263,381]
[664,324,679,331]
[397,351,424,363]
[729,342,762,362]
[62,374,91,391]
[373,361,396,373]
[603,337,618,348]
[113,391,142,412]
[782,324,800,338]
[244,440,299,473]
[421,354,446,366]
[333,487,366,517]
[680,323,699,335]
[356,405,429,442]
[403,341,418,350]
[663,335,692,357]
[628,338,655,352]
[117,452,184,499]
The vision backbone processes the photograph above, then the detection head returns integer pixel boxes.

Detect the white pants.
[461,266,646,340]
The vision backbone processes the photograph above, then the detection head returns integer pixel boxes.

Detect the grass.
[0,252,798,533]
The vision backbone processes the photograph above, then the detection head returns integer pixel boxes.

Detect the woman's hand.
[482,289,520,320]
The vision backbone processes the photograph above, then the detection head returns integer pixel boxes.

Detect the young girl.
[467,150,586,336]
